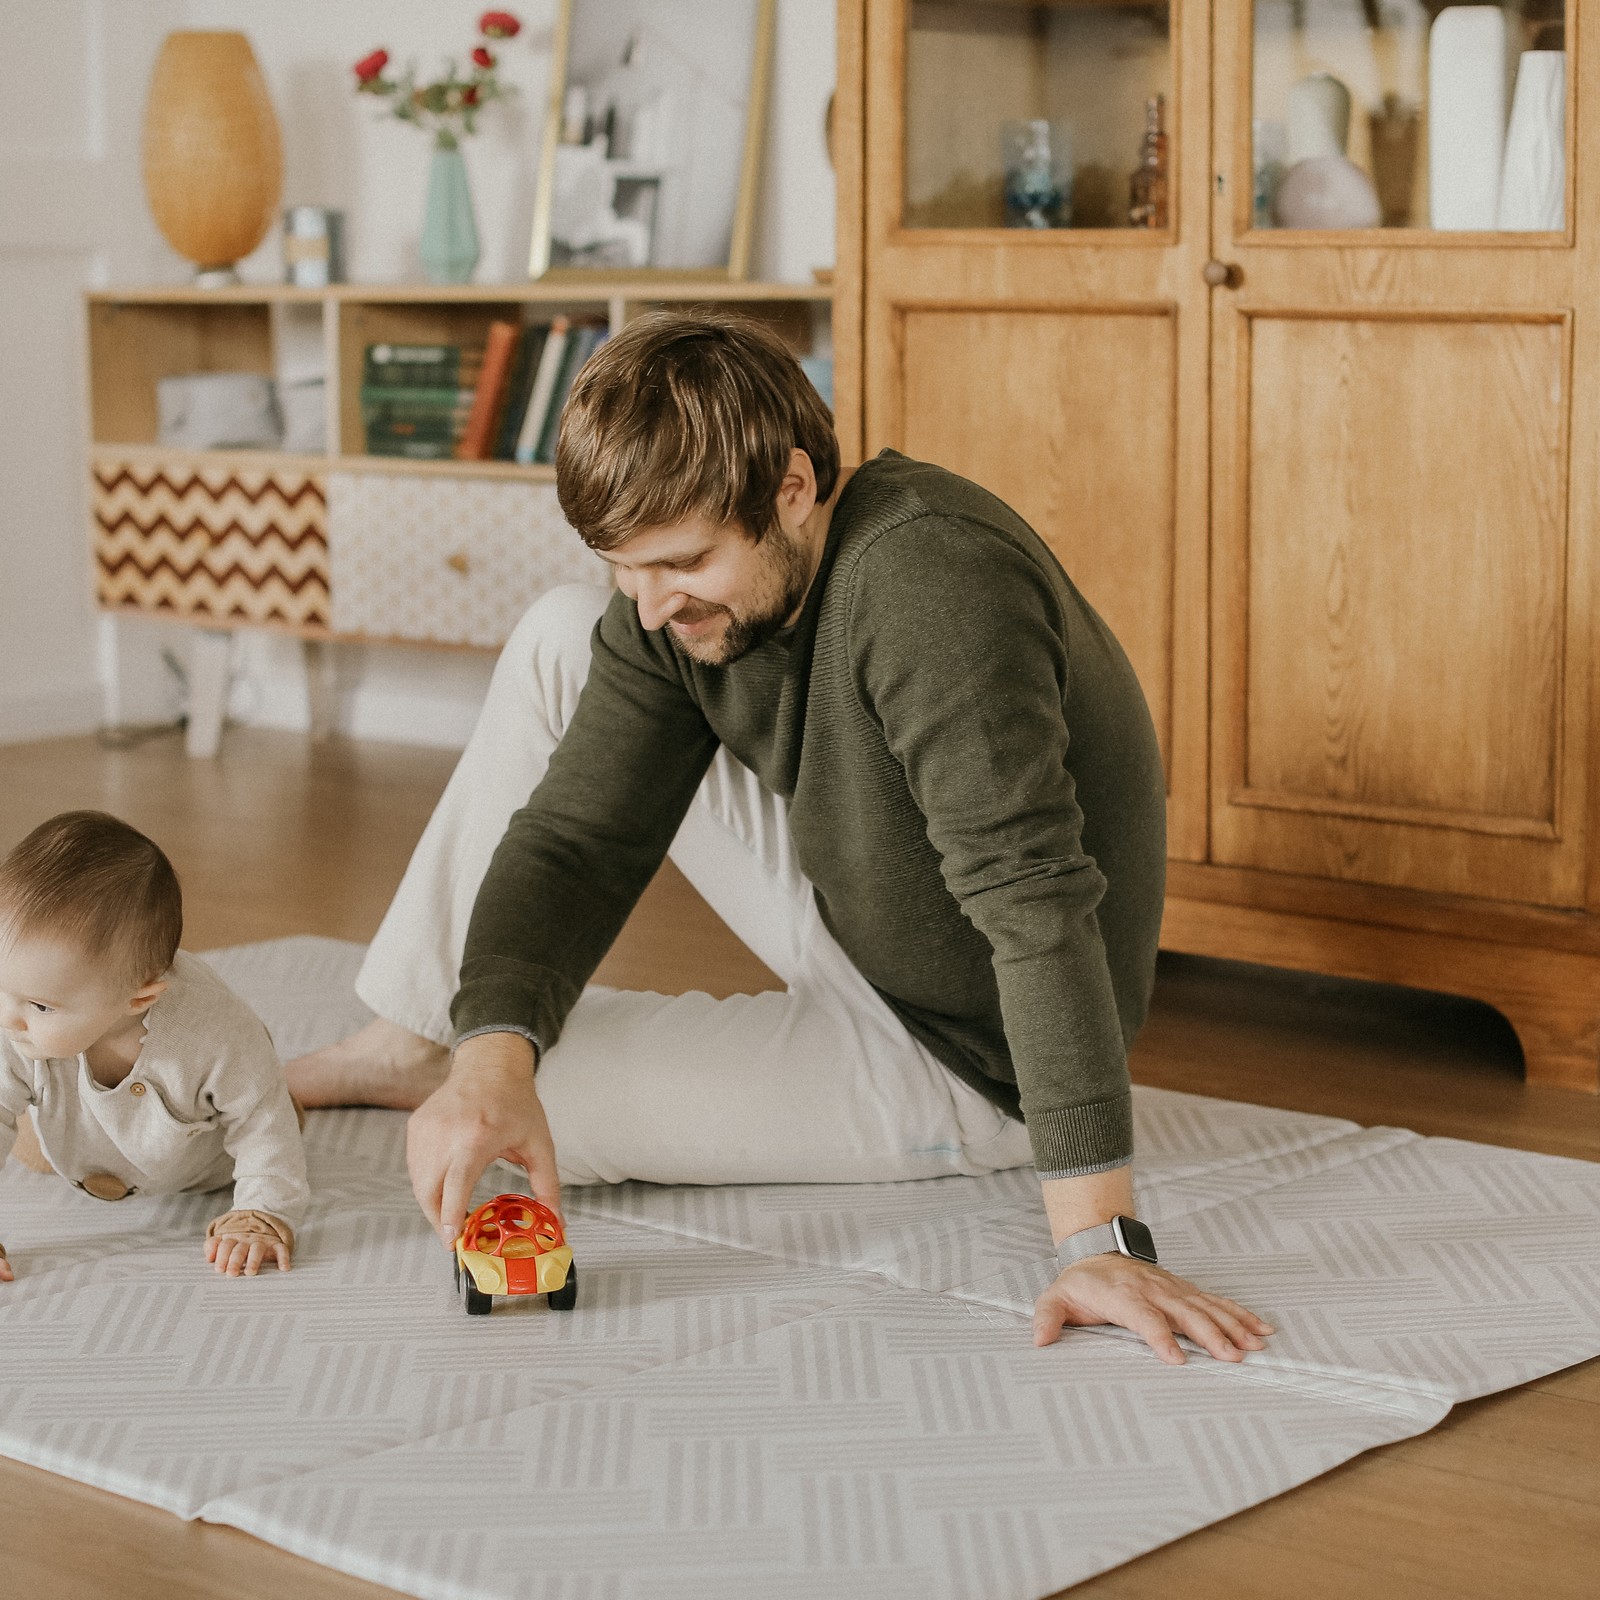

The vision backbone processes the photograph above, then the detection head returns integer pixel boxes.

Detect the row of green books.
[360,342,480,460]
[359,317,609,464]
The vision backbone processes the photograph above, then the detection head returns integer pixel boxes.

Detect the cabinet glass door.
[904,2,1175,230]
[1250,0,1569,234]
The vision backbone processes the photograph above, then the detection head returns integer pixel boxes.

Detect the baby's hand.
[0,1243,12,1283]
[204,1210,294,1276]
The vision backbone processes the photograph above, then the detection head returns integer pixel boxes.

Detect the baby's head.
[0,811,182,1062]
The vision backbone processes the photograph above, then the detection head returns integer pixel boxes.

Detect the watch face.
[1113,1215,1158,1264]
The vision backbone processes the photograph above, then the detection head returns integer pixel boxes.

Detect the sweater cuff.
[1025,1091,1133,1177]
[450,958,580,1053]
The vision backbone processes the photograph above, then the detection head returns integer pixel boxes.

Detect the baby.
[0,810,308,1281]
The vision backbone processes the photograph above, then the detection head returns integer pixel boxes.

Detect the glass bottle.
[1128,95,1169,229]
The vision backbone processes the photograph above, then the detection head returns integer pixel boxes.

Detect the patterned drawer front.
[93,460,329,627]
[327,471,609,647]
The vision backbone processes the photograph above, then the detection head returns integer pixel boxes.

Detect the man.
[292,312,1272,1364]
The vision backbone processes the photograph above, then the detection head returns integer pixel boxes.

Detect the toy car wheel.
[547,1265,578,1311]
[462,1273,493,1316]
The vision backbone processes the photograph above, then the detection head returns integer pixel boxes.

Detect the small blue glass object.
[1003,119,1071,229]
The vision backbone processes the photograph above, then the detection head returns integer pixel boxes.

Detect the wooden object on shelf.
[142,32,283,279]
[838,0,1598,1093]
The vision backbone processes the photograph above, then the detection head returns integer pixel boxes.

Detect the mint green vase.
[419,142,479,284]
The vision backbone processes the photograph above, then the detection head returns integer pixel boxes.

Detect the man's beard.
[668,528,813,667]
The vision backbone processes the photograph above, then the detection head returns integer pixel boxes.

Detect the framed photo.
[528,0,775,280]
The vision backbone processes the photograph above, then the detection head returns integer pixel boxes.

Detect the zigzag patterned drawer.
[327,470,609,647]
[93,459,329,628]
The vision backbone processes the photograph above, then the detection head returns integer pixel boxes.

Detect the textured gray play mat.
[1,937,1597,1600]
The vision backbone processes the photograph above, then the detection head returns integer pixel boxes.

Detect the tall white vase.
[1287,72,1352,166]
[1428,6,1510,230]
[1497,52,1566,231]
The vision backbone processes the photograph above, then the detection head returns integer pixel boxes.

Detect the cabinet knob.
[446,550,470,577]
[1203,260,1242,289]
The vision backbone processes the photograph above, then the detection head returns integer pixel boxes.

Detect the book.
[512,316,570,465]
[454,320,521,461]
[363,343,473,390]
[361,384,475,456]
[492,324,550,461]
[534,322,608,464]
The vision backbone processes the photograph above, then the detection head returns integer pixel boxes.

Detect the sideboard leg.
[184,627,232,759]
[303,638,337,743]
[1494,992,1600,1095]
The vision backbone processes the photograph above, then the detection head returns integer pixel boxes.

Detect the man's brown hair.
[0,811,182,988]
[555,310,840,550]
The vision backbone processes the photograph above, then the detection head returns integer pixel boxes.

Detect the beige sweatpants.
[357,584,1033,1188]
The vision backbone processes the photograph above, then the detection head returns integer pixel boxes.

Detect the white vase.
[1287,73,1351,166]
[1497,52,1566,231]
[1429,6,1511,230]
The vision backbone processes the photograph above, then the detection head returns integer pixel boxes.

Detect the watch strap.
[1056,1215,1158,1269]
[1055,1221,1119,1268]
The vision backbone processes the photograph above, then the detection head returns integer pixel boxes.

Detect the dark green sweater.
[453,450,1167,1176]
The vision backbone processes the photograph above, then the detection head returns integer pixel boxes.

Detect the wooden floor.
[2,728,1596,1600]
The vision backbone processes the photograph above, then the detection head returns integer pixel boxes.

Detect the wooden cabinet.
[837,0,1600,1092]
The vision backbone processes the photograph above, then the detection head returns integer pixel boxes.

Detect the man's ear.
[778,448,818,524]
[128,977,169,1015]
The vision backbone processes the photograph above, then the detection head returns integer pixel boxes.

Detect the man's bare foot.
[286,1018,451,1110]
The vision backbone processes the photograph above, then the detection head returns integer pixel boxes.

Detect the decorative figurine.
[453,1193,577,1315]
[1128,95,1169,229]
[1002,119,1072,229]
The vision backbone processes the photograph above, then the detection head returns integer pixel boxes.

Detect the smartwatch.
[1055,1214,1158,1270]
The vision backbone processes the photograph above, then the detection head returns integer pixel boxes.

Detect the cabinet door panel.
[1210,0,1592,909]
[899,306,1176,770]
[1245,313,1566,834]
[858,0,1213,859]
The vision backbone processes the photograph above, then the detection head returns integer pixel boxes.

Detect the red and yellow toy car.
[452,1193,577,1316]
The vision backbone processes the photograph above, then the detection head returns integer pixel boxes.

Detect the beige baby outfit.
[0,951,308,1236]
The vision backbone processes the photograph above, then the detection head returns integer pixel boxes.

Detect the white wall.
[0,0,184,746]
[1,0,836,749]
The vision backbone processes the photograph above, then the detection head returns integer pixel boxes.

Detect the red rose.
[353,48,389,84]
[471,46,495,69]
[479,11,521,39]
[463,85,481,106]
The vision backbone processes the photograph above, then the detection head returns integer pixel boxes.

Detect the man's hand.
[1033,1251,1274,1363]
[0,1242,12,1282]
[406,1031,561,1249]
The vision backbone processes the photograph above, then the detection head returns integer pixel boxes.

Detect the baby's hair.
[0,810,182,988]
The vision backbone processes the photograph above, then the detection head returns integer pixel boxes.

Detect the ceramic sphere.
[1274,155,1382,230]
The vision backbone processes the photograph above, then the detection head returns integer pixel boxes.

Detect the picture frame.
[528,0,775,281]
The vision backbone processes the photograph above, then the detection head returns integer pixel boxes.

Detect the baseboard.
[339,685,481,749]
[0,681,102,745]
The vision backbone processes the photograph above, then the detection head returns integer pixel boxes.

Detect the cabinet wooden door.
[1208,0,1596,906]
[858,0,1214,862]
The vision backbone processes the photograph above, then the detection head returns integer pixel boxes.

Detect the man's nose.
[634,573,683,631]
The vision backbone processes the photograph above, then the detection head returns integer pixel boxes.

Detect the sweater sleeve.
[202,1023,310,1230]
[849,518,1134,1176]
[451,591,720,1050]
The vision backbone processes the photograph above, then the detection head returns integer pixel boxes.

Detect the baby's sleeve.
[205,1024,310,1233]
[0,1047,37,1170]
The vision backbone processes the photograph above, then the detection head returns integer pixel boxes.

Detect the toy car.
[452,1193,577,1316]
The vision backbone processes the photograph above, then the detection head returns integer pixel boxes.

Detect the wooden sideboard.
[85,279,830,753]
[832,0,1600,1092]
